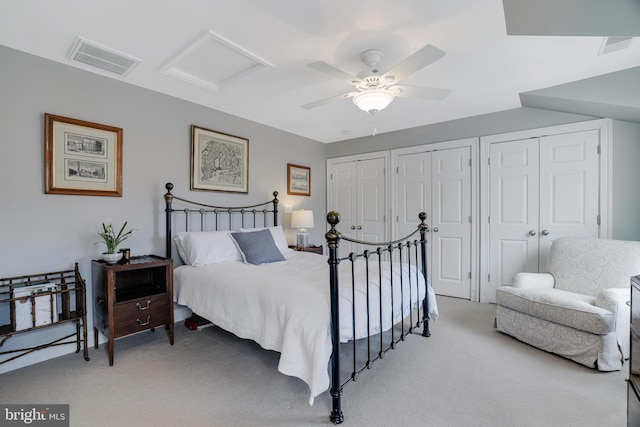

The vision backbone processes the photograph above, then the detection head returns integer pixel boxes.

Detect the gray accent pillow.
[230,229,286,265]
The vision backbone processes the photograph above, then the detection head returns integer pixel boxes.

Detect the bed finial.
[325,211,341,248]
[327,211,340,227]
[273,190,279,199]
[419,211,427,224]
[164,183,174,204]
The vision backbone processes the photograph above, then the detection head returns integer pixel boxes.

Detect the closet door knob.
[528,230,536,236]
[433,227,439,233]
[350,225,356,230]
[357,226,362,230]
[541,229,550,236]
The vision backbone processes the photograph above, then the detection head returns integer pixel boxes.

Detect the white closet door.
[488,139,540,292]
[329,160,357,249]
[431,147,471,299]
[396,151,432,282]
[397,151,431,235]
[329,158,386,255]
[396,147,472,299]
[357,158,386,245]
[486,131,601,302]
[538,130,600,269]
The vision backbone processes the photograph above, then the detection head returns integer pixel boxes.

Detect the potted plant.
[96,220,136,263]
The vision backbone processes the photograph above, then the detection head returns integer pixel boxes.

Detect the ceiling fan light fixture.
[353,89,395,113]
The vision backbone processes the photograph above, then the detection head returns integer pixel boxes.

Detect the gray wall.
[612,120,640,241]
[0,46,327,371]
[326,107,597,158]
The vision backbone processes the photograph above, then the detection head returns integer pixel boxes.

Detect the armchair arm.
[511,272,555,289]
[594,288,630,312]
[595,287,631,359]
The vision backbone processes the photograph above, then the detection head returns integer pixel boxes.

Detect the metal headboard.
[163,182,279,259]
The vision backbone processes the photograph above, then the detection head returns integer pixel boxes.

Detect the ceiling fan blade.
[308,61,362,86]
[393,85,451,100]
[382,45,446,83]
[301,92,358,110]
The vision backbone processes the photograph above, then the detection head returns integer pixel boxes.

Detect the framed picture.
[45,114,123,197]
[287,163,311,196]
[191,125,249,193]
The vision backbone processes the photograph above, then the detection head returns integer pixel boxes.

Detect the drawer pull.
[137,316,151,326]
[136,300,152,311]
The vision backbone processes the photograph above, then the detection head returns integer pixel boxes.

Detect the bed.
[163,183,437,424]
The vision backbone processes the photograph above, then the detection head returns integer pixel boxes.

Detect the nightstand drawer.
[113,294,169,337]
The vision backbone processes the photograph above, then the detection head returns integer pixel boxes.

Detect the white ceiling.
[1,0,640,143]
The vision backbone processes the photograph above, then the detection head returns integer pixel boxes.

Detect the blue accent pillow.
[230,229,286,265]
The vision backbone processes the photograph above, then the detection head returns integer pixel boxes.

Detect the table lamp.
[291,209,314,248]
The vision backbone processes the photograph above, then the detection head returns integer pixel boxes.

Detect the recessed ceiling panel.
[161,30,274,92]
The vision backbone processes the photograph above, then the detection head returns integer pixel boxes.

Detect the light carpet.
[0,297,627,426]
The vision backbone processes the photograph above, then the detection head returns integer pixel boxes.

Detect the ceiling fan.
[301,44,451,114]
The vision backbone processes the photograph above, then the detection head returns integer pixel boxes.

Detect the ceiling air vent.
[598,36,634,56]
[67,37,141,77]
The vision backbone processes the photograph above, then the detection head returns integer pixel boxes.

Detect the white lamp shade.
[353,89,395,113]
[291,209,314,229]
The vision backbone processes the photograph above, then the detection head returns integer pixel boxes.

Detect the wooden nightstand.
[92,255,173,366]
[289,245,323,255]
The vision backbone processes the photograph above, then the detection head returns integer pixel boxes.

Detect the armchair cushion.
[496,286,615,335]
[511,272,555,289]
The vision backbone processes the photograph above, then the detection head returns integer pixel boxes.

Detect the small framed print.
[191,125,249,193]
[44,114,123,196]
[287,163,311,196]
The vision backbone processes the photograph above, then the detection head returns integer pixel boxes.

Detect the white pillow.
[174,231,243,266]
[240,225,293,254]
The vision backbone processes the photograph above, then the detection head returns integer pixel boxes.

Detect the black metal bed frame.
[163,183,279,259]
[162,183,430,424]
[325,211,430,424]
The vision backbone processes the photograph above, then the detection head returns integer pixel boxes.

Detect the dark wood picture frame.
[287,163,311,196]
[191,125,249,193]
[44,113,123,197]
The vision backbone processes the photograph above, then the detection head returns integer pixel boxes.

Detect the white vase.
[101,252,123,263]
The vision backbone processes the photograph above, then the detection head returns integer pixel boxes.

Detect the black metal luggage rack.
[0,263,89,365]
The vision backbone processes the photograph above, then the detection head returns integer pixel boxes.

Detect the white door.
[488,138,540,291]
[329,161,357,246]
[397,147,472,298]
[487,130,600,301]
[538,130,600,268]
[397,150,432,283]
[431,148,472,299]
[329,157,386,255]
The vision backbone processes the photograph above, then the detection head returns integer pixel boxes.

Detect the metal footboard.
[325,211,430,424]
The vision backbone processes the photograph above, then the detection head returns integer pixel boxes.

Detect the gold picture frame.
[287,163,311,196]
[191,125,249,193]
[44,114,123,197]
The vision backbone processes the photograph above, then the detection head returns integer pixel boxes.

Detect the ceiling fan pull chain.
[371,113,377,137]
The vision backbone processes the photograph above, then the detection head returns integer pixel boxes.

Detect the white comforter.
[173,251,438,405]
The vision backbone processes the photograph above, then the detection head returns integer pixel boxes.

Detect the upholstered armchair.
[495,237,640,371]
